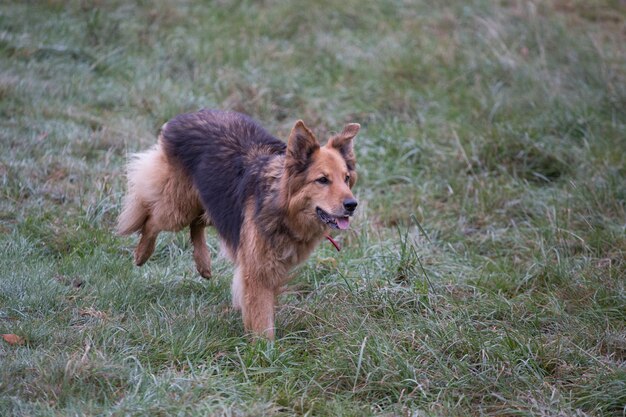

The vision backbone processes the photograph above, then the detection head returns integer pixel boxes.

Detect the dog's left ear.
[327,123,360,176]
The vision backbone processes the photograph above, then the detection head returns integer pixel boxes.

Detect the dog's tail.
[116,147,160,235]
[116,194,146,236]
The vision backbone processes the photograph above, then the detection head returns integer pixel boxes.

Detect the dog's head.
[284,120,360,232]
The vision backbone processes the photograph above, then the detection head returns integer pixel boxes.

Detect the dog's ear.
[327,123,360,185]
[286,120,320,171]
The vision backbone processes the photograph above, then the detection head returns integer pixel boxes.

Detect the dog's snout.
[343,198,358,213]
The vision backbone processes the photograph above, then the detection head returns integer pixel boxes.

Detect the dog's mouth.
[316,207,351,230]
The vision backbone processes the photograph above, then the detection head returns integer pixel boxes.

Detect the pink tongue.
[336,217,350,230]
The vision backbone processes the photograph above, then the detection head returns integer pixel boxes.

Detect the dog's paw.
[134,252,148,266]
[196,265,212,279]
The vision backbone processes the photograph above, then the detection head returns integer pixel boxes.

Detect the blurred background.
[1,1,624,415]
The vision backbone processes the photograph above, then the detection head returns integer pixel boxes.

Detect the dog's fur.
[117,110,359,339]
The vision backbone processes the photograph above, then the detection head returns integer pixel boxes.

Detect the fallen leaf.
[79,308,107,320]
[2,334,25,345]
[54,275,84,289]
[316,256,338,269]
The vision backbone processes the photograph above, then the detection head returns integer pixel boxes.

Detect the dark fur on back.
[161,110,286,252]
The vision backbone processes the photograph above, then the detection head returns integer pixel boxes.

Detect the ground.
[0,0,625,416]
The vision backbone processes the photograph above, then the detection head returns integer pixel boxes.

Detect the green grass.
[1,0,625,415]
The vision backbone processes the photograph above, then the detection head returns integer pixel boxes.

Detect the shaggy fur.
[117,110,360,339]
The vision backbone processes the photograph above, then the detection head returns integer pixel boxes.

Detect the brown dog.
[117,110,359,339]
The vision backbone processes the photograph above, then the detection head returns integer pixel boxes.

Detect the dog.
[116,110,360,339]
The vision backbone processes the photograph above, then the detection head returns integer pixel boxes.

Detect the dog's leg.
[190,218,211,279]
[241,274,276,340]
[232,266,244,310]
[134,219,159,266]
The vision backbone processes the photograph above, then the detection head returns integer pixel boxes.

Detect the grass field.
[1,0,625,415]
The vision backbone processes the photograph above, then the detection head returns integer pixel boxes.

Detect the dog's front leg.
[241,268,278,340]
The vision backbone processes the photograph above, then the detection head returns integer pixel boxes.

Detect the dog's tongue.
[336,217,350,230]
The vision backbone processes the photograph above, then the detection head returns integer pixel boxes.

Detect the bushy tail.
[116,192,147,235]
[116,147,160,235]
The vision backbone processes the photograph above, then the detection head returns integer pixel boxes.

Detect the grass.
[1,0,625,415]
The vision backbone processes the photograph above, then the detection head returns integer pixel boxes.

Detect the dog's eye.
[345,175,350,184]
[316,177,329,185]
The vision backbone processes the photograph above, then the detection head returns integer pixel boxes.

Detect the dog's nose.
[343,198,358,213]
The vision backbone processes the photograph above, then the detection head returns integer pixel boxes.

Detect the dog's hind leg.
[134,218,160,266]
[190,218,211,279]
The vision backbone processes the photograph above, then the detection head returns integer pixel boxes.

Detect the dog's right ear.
[286,120,320,170]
